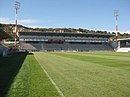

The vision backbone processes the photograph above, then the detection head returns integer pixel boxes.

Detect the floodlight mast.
[114,10,119,39]
[14,0,20,48]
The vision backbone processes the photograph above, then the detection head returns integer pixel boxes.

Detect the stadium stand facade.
[0,29,12,56]
[19,32,114,52]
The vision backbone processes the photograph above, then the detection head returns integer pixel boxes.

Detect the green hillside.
[1,23,130,38]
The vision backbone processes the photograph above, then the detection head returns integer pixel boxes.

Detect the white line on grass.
[34,55,65,97]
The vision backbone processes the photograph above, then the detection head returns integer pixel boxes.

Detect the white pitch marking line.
[34,55,65,97]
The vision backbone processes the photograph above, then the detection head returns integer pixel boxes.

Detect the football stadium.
[1,0,130,97]
[0,27,130,97]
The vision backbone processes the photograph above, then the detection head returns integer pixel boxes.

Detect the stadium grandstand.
[0,28,12,56]
[116,38,130,52]
[19,31,114,52]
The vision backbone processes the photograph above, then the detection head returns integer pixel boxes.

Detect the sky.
[0,0,130,33]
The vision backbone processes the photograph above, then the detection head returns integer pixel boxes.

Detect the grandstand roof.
[117,38,130,42]
[117,38,130,41]
[0,29,12,40]
[19,31,113,38]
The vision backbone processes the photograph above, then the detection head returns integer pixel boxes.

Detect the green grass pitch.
[5,52,130,97]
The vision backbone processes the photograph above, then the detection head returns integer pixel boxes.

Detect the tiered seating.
[87,44,113,51]
[39,43,113,52]
[21,43,37,51]
[43,43,68,51]
[21,42,113,52]
[30,43,42,51]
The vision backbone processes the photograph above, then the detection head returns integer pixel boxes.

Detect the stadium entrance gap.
[116,38,130,52]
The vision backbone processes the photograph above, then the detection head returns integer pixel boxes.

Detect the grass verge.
[6,53,60,97]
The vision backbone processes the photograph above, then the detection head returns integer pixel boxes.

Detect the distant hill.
[0,23,34,36]
[0,23,130,39]
[0,23,110,34]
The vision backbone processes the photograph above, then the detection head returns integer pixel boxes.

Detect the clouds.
[0,17,37,25]
[124,30,130,34]
[0,18,13,24]
[19,19,37,24]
